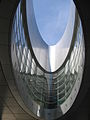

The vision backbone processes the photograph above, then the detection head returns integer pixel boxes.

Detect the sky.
[33,0,71,45]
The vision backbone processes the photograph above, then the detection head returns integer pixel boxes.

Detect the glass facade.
[11,0,85,120]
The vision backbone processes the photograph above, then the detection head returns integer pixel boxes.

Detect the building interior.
[0,0,90,120]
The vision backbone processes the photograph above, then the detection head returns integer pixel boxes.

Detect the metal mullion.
[15,12,21,71]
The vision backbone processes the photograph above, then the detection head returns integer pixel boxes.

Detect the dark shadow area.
[57,88,89,120]
[0,62,8,119]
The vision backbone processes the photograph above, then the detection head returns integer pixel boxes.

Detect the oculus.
[11,0,85,120]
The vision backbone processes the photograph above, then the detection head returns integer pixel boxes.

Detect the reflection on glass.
[11,0,85,120]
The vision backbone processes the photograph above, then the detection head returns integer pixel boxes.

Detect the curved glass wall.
[11,0,85,120]
[26,0,75,72]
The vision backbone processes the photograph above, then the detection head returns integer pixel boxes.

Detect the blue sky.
[33,0,71,45]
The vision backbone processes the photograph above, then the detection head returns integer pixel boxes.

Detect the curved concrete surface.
[0,0,90,120]
[26,0,75,72]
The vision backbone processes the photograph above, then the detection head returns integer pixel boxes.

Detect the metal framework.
[11,0,85,119]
